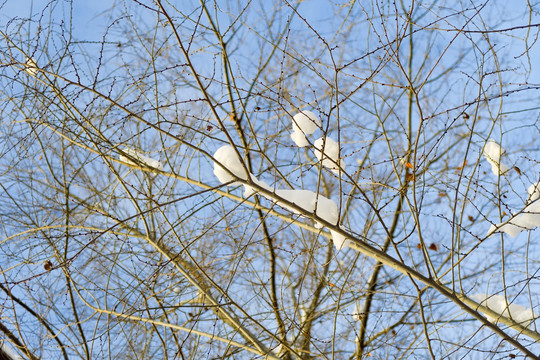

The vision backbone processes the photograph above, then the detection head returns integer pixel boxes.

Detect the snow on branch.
[213,145,250,184]
[471,294,536,328]
[487,199,540,237]
[290,110,321,147]
[212,144,350,250]
[314,136,346,174]
[527,181,540,204]
[483,139,510,176]
[487,180,540,237]
[119,148,164,171]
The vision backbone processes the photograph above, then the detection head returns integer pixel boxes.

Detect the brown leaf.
[405,162,413,169]
[463,112,470,120]
[44,260,53,271]
[467,215,474,222]
[514,166,521,175]
[428,243,439,251]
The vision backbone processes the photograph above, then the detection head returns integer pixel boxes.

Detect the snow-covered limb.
[471,294,536,327]
[487,199,540,237]
[213,142,349,250]
[243,174,273,198]
[483,139,509,176]
[260,188,350,250]
[314,136,346,174]
[119,148,164,171]
[290,110,321,147]
[25,57,38,76]
[213,145,250,185]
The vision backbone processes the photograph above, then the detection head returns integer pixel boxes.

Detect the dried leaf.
[428,243,439,251]
[405,162,413,169]
[44,260,53,271]
[406,173,415,182]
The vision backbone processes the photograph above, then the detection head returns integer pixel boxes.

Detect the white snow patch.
[243,174,273,198]
[314,137,346,174]
[292,110,320,135]
[213,145,249,184]
[290,110,320,147]
[471,294,536,327]
[212,144,348,250]
[119,148,164,171]
[251,185,349,250]
[272,189,349,249]
[483,139,509,176]
[331,230,351,250]
[527,181,540,204]
[273,189,338,225]
[290,130,309,147]
[25,57,38,76]
[487,200,540,237]
[173,287,181,294]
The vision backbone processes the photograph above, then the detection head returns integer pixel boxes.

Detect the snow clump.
[483,139,510,176]
[314,136,346,174]
[290,110,321,147]
[272,189,350,250]
[471,294,536,327]
[213,145,249,184]
[119,148,164,171]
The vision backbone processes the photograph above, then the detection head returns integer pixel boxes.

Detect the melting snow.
[314,137,346,174]
[471,294,536,327]
[119,148,164,171]
[483,139,509,176]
